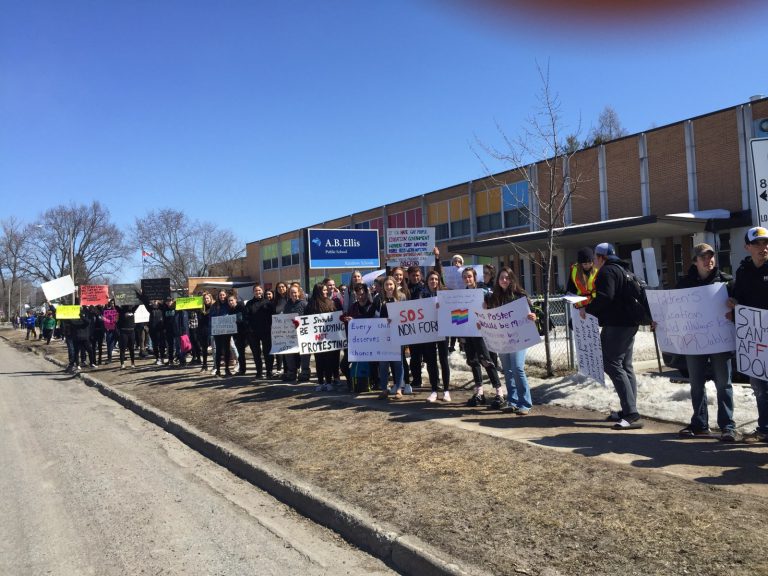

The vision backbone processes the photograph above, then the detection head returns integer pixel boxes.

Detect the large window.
[475,188,503,233]
[262,243,279,270]
[388,208,422,229]
[427,197,471,239]
[355,217,385,248]
[503,181,529,229]
[281,238,300,267]
[428,202,450,241]
[449,196,470,238]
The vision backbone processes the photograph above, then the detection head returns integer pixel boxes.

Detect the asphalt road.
[0,340,394,576]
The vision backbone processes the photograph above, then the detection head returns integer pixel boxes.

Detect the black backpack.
[620,268,652,326]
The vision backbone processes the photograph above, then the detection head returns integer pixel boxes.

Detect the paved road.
[0,341,394,576]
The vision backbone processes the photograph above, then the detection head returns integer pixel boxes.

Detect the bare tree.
[19,202,131,287]
[0,217,29,319]
[133,209,244,287]
[585,105,627,147]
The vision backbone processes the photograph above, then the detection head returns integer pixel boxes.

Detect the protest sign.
[103,308,118,330]
[134,305,150,324]
[647,284,735,355]
[436,289,484,337]
[735,305,768,379]
[296,311,347,354]
[141,278,171,300]
[442,265,485,290]
[348,318,400,362]
[386,227,435,267]
[55,305,82,320]
[41,275,76,302]
[211,314,237,336]
[176,296,203,310]
[112,284,140,306]
[571,310,605,386]
[80,285,109,306]
[386,297,439,345]
[475,298,540,354]
[270,313,300,354]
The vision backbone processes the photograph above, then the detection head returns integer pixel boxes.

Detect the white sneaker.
[404,384,414,395]
[442,391,452,402]
[120,362,125,369]
[155,359,162,366]
[426,391,438,403]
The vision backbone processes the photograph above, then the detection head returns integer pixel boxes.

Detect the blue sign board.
[307,228,380,269]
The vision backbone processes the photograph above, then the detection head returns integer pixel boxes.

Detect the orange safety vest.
[570,263,597,308]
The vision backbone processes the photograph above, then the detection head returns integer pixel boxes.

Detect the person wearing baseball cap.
[731,226,768,442]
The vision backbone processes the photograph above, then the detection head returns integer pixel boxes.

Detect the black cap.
[577,247,594,263]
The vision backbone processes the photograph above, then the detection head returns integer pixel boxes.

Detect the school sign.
[307,228,380,269]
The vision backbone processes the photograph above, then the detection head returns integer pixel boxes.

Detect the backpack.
[620,268,652,326]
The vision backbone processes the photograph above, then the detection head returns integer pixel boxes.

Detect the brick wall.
[605,136,642,218]
[647,125,689,214]
[570,147,601,224]
[694,109,741,212]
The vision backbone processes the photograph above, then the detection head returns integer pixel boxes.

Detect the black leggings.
[213,335,231,371]
[463,337,501,388]
[119,330,136,364]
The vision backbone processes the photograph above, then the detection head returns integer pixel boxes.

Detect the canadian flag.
[141,250,153,258]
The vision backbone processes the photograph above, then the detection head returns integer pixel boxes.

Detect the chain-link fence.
[527,297,574,373]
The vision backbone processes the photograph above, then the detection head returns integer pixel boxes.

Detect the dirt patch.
[8,332,768,576]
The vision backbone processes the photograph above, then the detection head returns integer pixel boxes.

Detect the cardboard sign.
[348,318,400,362]
[647,284,735,355]
[735,305,768,379]
[55,305,82,320]
[442,265,485,290]
[80,285,109,306]
[176,296,203,310]
[386,227,435,268]
[475,298,541,354]
[436,289,484,337]
[41,275,76,302]
[385,297,440,345]
[113,284,140,306]
[141,278,171,301]
[270,313,300,355]
[296,311,347,354]
[571,310,605,386]
[103,308,118,330]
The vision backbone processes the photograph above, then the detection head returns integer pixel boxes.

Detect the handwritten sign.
[386,227,435,267]
[134,305,150,324]
[103,308,118,330]
[113,284,140,306]
[80,285,109,306]
[475,298,541,354]
[436,289,483,337]
[647,284,735,355]
[296,311,347,354]
[41,275,76,302]
[210,314,237,336]
[270,313,300,355]
[55,305,82,320]
[348,318,400,362]
[735,305,768,379]
[442,265,485,290]
[141,278,171,301]
[571,310,605,386]
[386,297,439,345]
[176,296,203,310]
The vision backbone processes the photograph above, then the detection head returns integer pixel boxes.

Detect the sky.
[1,0,766,280]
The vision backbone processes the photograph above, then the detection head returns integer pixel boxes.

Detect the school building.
[229,95,768,294]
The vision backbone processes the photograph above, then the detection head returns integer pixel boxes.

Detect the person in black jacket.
[138,295,166,366]
[584,242,643,430]
[675,243,737,441]
[116,299,140,369]
[244,284,275,379]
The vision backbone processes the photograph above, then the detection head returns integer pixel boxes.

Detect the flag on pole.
[141,250,153,258]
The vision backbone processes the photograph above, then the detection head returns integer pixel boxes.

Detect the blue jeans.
[379,361,404,391]
[685,353,735,432]
[601,325,639,418]
[750,377,768,434]
[500,349,531,409]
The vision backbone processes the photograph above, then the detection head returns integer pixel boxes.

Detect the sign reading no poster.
[475,298,541,354]
[141,278,171,301]
[386,227,435,268]
[307,228,379,269]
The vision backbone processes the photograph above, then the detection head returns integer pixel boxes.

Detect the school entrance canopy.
[447,211,750,257]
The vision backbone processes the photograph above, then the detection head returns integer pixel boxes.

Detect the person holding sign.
[424,270,451,402]
[116,296,141,369]
[282,285,308,383]
[245,284,275,380]
[731,227,768,442]
[674,244,737,441]
[210,290,235,377]
[373,276,407,399]
[305,283,342,391]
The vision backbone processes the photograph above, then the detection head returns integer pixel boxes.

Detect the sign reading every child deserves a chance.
[296,311,347,354]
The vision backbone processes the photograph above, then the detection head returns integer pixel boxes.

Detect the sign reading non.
[385,297,439,345]
[141,278,171,301]
[386,227,435,268]
[307,228,380,269]
[112,284,140,306]
[80,285,110,306]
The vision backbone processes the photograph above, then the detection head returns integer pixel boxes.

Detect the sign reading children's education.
[735,305,768,379]
[270,313,300,355]
[436,289,483,337]
[386,227,435,268]
[442,265,485,290]
[647,284,735,355]
[41,275,76,302]
[80,285,109,306]
[140,278,171,301]
[175,296,203,310]
[475,298,541,354]
[210,314,237,336]
[307,228,380,269]
[348,318,400,362]
[112,284,140,306]
[55,305,82,320]
[571,310,605,386]
[386,297,439,345]
[296,311,347,354]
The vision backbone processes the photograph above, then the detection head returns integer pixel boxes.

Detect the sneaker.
[255,372,264,380]
[606,410,623,422]
[214,370,222,377]
[266,372,273,380]
[403,384,414,395]
[120,362,125,369]
[489,394,505,410]
[89,363,97,368]
[613,418,644,430]
[130,363,136,369]
[224,369,233,377]
[426,391,438,403]
[467,393,485,407]
[678,426,712,438]
[501,402,519,413]
[516,408,531,416]
[442,390,451,402]
[720,429,740,443]
[155,359,162,366]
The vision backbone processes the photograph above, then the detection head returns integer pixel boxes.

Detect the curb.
[5,335,485,576]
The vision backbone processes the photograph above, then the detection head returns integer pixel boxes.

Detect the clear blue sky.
[2,0,765,279]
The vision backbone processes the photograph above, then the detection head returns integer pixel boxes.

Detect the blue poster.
[307,228,380,269]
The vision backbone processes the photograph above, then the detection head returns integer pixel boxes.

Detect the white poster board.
[270,313,300,355]
[475,298,541,354]
[571,310,605,386]
[41,275,76,302]
[348,318,400,362]
[386,227,435,268]
[442,265,485,290]
[134,305,150,324]
[210,314,237,336]
[296,311,347,354]
[436,289,484,337]
[647,284,735,355]
[735,305,768,379]
[385,297,440,345]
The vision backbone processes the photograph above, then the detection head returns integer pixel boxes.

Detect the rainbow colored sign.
[451,309,469,325]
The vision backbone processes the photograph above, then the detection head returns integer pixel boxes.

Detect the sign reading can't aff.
[307,228,380,269]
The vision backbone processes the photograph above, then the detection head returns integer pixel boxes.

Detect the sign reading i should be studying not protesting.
[270,313,300,355]
[436,289,483,337]
[296,311,347,354]
[735,305,768,380]
[385,227,435,268]
[347,318,400,362]
[385,297,440,345]
[475,298,540,354]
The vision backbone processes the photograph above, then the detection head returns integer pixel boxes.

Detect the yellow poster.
[56,305,82,319]
[175,296,203,310]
